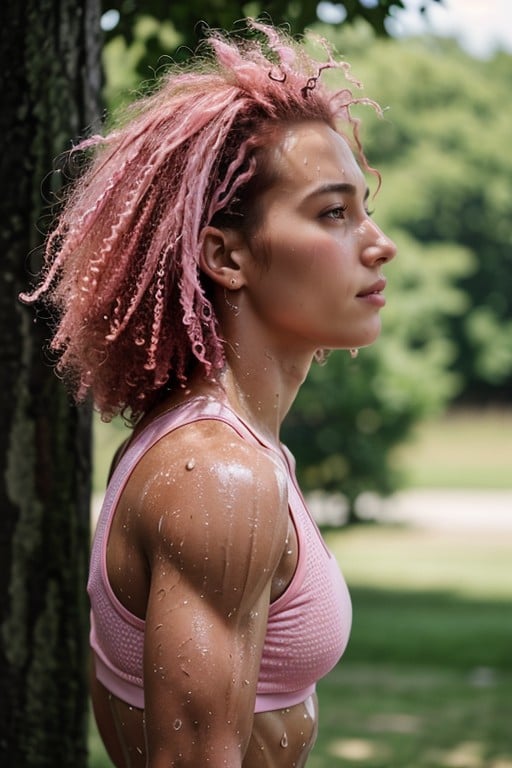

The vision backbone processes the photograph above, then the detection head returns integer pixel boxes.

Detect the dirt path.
[358,489,512,531]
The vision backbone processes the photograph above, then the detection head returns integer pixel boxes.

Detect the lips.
[357,277,387,298]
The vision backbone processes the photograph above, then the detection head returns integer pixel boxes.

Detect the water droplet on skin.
[186,458,196,470]
[173,718,182,731]
[280,733,289,748]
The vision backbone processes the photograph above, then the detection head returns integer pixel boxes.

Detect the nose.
[361,221,397,266]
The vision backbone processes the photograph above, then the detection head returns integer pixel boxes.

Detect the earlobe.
[199,226,248,289]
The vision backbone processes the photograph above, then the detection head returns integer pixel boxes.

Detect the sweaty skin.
[90,414,316,768]
[90,120,395,767]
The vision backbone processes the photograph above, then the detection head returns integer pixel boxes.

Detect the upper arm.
[131,422,289,765]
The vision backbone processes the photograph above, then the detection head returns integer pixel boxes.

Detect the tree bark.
[0,1,102,764]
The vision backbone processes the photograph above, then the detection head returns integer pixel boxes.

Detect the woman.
[21,21,396,767]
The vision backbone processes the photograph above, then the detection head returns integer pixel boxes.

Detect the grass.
[93,415,127,494]
[391,407,512,490]
[308,525,512,767]
[312,662,512,767]
[89,409,512,765]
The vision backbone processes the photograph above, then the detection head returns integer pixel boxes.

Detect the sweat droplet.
[185,459,196,471]
[280,733,289,748]
[173,718,182,731]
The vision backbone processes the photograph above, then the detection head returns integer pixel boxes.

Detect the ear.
[199,226,249,290]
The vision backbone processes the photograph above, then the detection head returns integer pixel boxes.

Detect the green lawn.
[307,525,512,768]
[391,408,512,490]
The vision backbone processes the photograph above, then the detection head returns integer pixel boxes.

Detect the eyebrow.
[305,183,370,201]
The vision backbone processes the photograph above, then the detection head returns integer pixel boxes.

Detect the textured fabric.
[88,396,352,713]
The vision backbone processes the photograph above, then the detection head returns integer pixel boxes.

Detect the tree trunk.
[0,1,102,764]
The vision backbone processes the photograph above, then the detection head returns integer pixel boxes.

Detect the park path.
[357,488,512,532]
[92,488,512,532]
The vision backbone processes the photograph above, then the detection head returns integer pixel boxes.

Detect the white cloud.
[386,0,512,58]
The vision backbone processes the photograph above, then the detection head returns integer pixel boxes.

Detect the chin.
[358,323,382,348]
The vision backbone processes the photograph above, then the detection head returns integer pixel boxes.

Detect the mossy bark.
[0,1,101,764]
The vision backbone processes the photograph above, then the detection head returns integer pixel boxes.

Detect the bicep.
[138,434,289,764]
[143,566,271,764]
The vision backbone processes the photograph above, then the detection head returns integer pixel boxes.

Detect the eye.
[323,204,348,221]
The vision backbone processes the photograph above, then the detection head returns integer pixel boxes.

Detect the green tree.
[100,0,443,105]
[283,26,512,512]
[282,233,473,515]
[331,27,512,401]
[0,0,101,764]
[102,0,426,62]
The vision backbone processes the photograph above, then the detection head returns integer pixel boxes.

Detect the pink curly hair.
[20,20,381,422]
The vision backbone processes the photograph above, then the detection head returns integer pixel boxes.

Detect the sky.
[387,0,512,58]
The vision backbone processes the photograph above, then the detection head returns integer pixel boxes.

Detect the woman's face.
[241,120,396,355]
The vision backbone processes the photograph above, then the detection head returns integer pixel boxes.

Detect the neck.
[184,344,313,447]
[183,287,318,444]
[215,345,314,445]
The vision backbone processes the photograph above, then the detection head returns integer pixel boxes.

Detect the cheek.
[266,227,335,272]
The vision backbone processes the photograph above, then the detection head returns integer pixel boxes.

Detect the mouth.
[356,277,387,299]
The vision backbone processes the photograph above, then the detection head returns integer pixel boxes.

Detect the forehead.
[267,121,365,198]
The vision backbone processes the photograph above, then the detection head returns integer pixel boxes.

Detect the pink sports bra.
[88,396,352,713]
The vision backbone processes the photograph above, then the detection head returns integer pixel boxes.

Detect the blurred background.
[90,1,512,766]
[1,0,509,766]
[89,2,512,766]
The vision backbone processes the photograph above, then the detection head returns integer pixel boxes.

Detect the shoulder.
[123,418,290,606]
[126,417,288,509]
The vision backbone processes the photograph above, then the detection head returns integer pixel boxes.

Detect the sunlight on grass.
[328,737,387,760]
[311,661,512,768]
[426,740,512,768]
[327,526,512,600]
[391,408,512,489]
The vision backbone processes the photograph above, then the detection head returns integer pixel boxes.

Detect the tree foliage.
[102,0,421,60]
[99,1,444,106]
[284,25,512,509]
[333,27,512,401]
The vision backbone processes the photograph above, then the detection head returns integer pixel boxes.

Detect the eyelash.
[323,205,374,220]
[324,205,348,220]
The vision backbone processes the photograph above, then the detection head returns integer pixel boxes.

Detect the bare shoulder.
[123,418,290,609]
